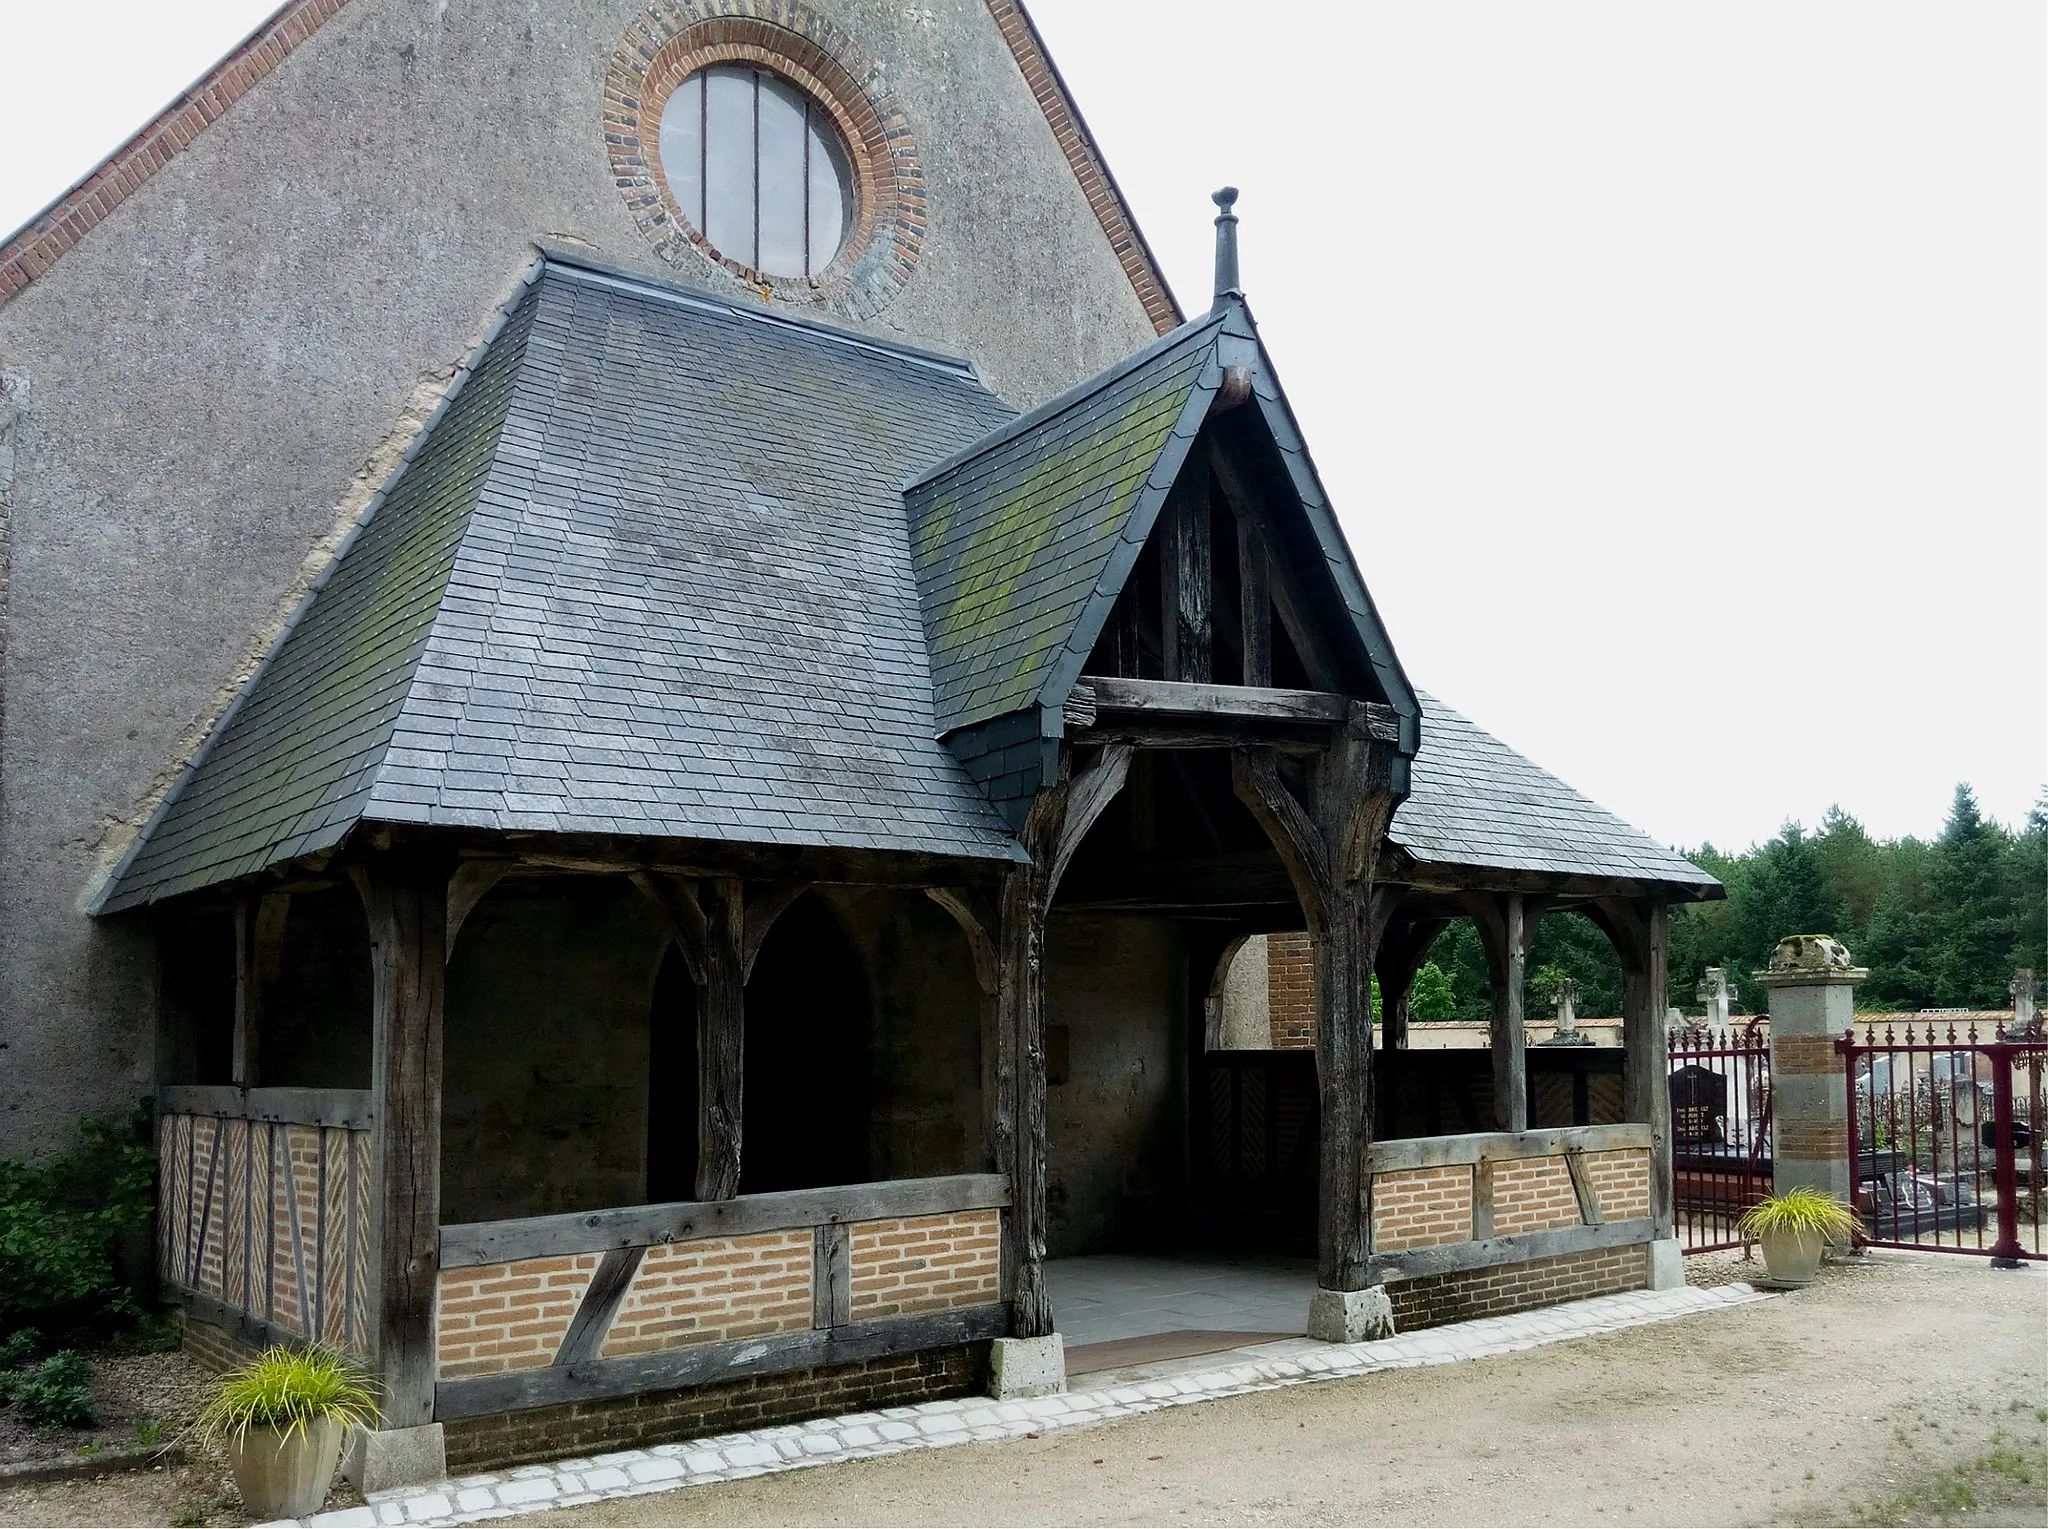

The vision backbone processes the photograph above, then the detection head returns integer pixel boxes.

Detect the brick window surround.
[604,2,925,320]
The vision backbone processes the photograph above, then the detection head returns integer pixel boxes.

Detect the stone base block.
[344,1422,446,1495]
[988,1335,1066,1399]
[1646,1237,1686,1291]
[1307,1286,1396,1344]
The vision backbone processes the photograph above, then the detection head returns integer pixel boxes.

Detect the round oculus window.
[659,64,857,281]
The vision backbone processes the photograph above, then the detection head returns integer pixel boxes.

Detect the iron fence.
[1667,1021,1772,1254]
[1837,1021,2046,1264]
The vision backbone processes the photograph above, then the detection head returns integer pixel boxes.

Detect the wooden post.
[1465,893,1532,1133]
[1160,472,1212,683]
[1374,917,1448,1054]
[231,890,289,1088]
[1002,746,1130,1336]
[351,852,451,1431]
[1237,512,1271,688]
[1593,897,1673,1239]
[1231,735,1400,1294]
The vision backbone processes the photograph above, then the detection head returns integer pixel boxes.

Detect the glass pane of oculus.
[658,64,857,279]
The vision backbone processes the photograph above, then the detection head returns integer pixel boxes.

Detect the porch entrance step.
[270,1284,1768,1528]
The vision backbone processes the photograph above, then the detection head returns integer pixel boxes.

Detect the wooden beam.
[740,882,806,981]
[1366,1124,1650,1174]
[439,1173,1013,1269]
[349,851,451,1431]
[1465,892,1532,1133]
[1229,750,1330,926]
[434,1304,1010,1420]
[1160,469,1212,682]
[157,1086,374,1130]
[695,878,745,1201]
[1367,1217,1657,1285]
[1563,1150,1605,1226]
[446,860,510,960]
[1072,676,1350,727]
[552,1246,644,1367]
[1047,745,1131,896]
[1237,510,1271,687]
[925,888,998,998]
[1206,441,1345,691]
[1374,917,1450,1053]
[231,891,289,1088]
[812,1223,852,1328]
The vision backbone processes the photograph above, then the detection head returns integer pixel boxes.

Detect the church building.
[0,0,1717,1488]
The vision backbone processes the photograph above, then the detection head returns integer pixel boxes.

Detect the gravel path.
[525,1252,2045,1527]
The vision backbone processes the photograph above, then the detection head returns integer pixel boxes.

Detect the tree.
[1408,961,1458,1021]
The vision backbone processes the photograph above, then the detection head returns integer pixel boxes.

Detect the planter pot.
[227,1416,345,1521]
[1757,1225,1826,1287]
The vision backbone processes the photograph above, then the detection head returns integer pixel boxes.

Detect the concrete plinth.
[1646,1237,1686,1290]
[989,1335,1066,1399]
[1307,1286,1396,1344]
[343,1422,446,1495]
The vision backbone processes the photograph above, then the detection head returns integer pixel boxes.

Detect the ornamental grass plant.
[191,1347,379,1448]
[1738,1186,1861,1243]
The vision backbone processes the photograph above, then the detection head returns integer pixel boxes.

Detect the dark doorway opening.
[740,896,870,1194]
[646,946,699,1203]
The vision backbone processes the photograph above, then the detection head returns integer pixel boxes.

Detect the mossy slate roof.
[99,256,1713,911]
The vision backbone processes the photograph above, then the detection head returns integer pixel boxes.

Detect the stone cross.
[1541,976,1592,1046]
[1695,966,1736,1029]
[2014,969,2039,1034]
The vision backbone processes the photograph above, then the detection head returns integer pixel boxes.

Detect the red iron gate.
[1838,1022,2047,1264]
[1668,1022,1772,1254]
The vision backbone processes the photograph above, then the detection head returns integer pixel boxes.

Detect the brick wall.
[1371,1166,1473,1251]
[1582,1148,1652,1221]
[437,1255,601,1380]
[849,1210,1002,1319]
[1267,933,1316,1049]
[181,1311,262,1375]
[1489,1156,1582,1236]
[601,1233,814,1358]
[443,1345,984,1472]
[1383,1245,1647,1331]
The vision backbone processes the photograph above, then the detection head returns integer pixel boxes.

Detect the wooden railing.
[433,1174,1011,1419]
[156,1087,374,1355]
[1366,1124,1656,1284]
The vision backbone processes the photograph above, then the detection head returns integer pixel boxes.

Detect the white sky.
[2,1,2042,851]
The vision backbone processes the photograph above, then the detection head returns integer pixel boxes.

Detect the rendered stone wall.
[0,0,1165,1154]
[1044,912,1186,1256]
[441,878,669,1224]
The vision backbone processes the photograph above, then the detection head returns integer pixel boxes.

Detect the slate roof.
[98,256,1025,911]
[906,296,1419,746]
[99,256,1712,913]
[1395,693,1719,893]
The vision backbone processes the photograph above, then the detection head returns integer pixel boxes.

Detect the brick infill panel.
[1371,1165,1473,1251]
[848,1210,1001,1320]
[1383,1245,1648,1332]
[437,1254,601,1380]
[442,1344,983,1472]
[1775,1120,1849,1160]
[600,1231,813,1359]
[1490,1156,1582,1237]
[0,0,353,309]
[1582,1148,1652,1222]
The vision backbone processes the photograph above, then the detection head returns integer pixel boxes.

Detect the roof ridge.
[536,250,992,383]
[904,305,1229,493]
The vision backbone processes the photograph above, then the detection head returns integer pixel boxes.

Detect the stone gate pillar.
[1755,935,1867,1210]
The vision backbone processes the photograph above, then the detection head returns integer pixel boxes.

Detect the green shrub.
[0,1327,43,1369]
[193,1348,379,1446]
[5,1350,97,1430]
[0,1107,156,1338]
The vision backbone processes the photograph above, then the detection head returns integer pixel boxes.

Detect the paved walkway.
[1045,1252,1315,1351]
[273,1283,1764,1528]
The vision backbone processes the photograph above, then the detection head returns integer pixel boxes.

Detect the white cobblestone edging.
[270,1284,1767,1527]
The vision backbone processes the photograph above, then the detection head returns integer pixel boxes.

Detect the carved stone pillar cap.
[1754,934,1869,987]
